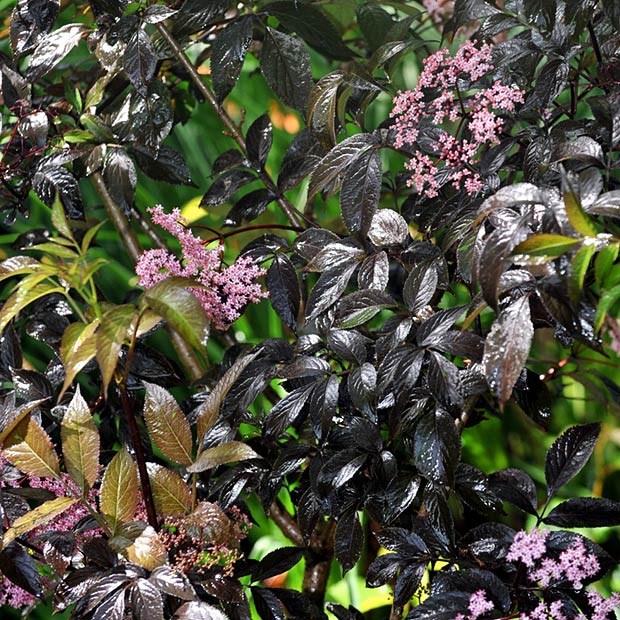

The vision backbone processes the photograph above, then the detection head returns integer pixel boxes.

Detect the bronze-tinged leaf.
[2,497,78,548]
[61,386,100,491]
[196,352,257,442]
[96,304,136,395]
[187,441,259,473]
[59,320,99,398]
[148,463,192,516]
[143,382,192,466]
[2,416,60,478]
[0,256,41,283]
[100,448,138,534]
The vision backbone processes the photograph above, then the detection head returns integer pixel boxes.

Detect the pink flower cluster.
[507,528,600,590]
[506,528,620,619]
[136,206,268,330]
[391,41,523,198]
[455,590,494,619]
[29,472,101,536]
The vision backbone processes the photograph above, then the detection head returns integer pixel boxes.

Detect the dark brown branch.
[155,23,306,229]
[269,499,305,547]
[119,383,158,530]
[302,518,335,607]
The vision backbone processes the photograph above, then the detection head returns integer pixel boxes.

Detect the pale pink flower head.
[391,41,523,198]
[136,206,268,330]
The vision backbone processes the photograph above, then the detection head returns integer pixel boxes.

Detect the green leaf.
[2,497,78,549]
[29,242,79,259]
[187,441,260,473]
[594,242,619,287]
[143,382,193,466]
[568,243,597,304]
[61,386,100,491]
[0,280,64,333]
[0,256,42,283]
[100,447,139,534]
[80,220,106,254]
[148,463,192,516]
[59,320,100,397]
[564,185,598,237]
[513,233,583,257]
[96,304,136,395]
[2,417,60,479]
[142,277,210,352]
[595,282,620,331]
[51,193,75,242]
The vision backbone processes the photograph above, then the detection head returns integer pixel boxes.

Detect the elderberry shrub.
[1,0,620,619]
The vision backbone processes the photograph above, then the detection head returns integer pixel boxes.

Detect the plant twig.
[155,23,306,229]
[118,383,159,530]
[269,499,304,547]
[302,518,335,607]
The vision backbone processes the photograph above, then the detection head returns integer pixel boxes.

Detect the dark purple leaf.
[26,23,87,82]
[104,148,136,216]
[545,423,600,499]
[335,509,363,574]
[544,497,620,527]
[427,352,463,412]
[252,587,285,620]
[341,149,382,236]
[483,295,534,408]
[403,261,438,313]
[246,114,273,169]
[305,262,357,320]
[211,16,254,102]
[32,165,83,219]
[226,189,275,225]
[488,468,538,515]
[252,547,304,582]
[264,382,315,438]
[414,409,461,485]
[416,306,465,348]
[278,130,324,192]
[0,542,42,597]
[406,591,470,620]
[131,145,195,186]
[260,28,312,114]
[201,169,257,207]
[394,563,427,608]
[262,1,353,60]
[366,554,400,588]
[130,578,163,620]
[124,28,157,96]
[266,254,300,332]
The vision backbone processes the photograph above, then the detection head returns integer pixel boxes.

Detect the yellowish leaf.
[188,441,259,473]
[2,497,78,548]
[61,386,100,491]
[100,447,138,534]
[110,522,167,571]
[148,463,192,516]
[3,416,60,478]
[59,320,100,398]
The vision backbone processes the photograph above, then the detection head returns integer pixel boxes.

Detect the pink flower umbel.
[136,206,268,330]
[391,41,523,198]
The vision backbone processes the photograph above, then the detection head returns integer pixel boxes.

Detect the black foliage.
[2,0,620,619]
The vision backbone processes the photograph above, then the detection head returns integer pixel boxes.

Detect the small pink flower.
[506,528,548,567]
